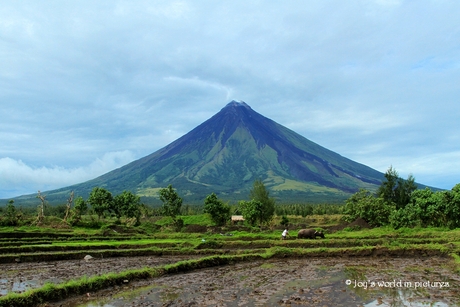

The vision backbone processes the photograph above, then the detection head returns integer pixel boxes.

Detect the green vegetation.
[280,215,289,227]
[114,190,142,225]
[344,189,393,227]
[203,193,230,226]
[159,184,183,219]
[344,166,460,229]
[237,179,276,226]
[249,179,275,223]
[70,196,87,225]
[88,187,113,220]
[377,166,416,210]
[159,184,184,231]
[3,200,19,226]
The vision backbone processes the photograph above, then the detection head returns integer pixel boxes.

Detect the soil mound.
[325,217,371,232]
[325,222,348,232]
[348,217,371,229]
[184,224,207,233]
[102,224,144,235]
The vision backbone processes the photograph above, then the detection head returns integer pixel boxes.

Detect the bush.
[389,187,457,229]
[343,189,394,227]
[280,215,289,227]
[174,218,184,232]
[203,193,231,226]
[443,184,460,229]
[389,206,420,229]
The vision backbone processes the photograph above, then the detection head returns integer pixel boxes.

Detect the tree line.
[275,203,343,216]
[344,166,460,229]
[3,178,337,228]
[3,167,457,230]
[0,179,277,227]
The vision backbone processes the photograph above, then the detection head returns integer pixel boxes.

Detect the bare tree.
[63,191,74,222]
[33,191,46,225]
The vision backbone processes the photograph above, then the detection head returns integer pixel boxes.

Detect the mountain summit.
[19,101,386,204]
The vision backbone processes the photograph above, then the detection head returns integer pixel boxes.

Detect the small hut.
[231,215,245,224]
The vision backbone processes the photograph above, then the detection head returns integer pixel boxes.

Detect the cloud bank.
[0,151,134,198]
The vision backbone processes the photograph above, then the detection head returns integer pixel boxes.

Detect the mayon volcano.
[17,101,386,205]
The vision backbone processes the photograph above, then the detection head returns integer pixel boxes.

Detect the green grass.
[181,215,213,225]
[450,253,460,272]
[330,226,460,239]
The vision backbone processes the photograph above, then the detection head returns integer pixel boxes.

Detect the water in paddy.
[0,278,37,296]
[55,257,459,307]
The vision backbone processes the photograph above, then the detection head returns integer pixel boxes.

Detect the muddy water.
[0,255,200,296]
[49,257,459,307]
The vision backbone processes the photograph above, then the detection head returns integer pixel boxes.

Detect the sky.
[1,0,460,199]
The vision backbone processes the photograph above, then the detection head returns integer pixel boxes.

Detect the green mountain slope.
[12,101,387,205]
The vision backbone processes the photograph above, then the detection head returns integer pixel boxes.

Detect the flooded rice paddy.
[32,256,460,307]
[0,255,200,297]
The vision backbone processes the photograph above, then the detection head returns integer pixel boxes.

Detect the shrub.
[203,193,231,226]
[280,215,289,227]
[343,189,394,227]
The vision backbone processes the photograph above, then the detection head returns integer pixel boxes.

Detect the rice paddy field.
[0,217,459,306]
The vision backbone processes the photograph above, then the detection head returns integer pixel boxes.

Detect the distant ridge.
[12,101,387,205]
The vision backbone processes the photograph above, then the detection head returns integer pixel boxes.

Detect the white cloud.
[164,76,234,99]
[0,151,135,198]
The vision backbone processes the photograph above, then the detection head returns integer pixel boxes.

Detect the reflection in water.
[0,278,37,296]
[72,277,453,307]
[364,290,449,307]
[344,266,452,307]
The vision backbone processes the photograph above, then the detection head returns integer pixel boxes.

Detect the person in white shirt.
[281,229,289,240]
